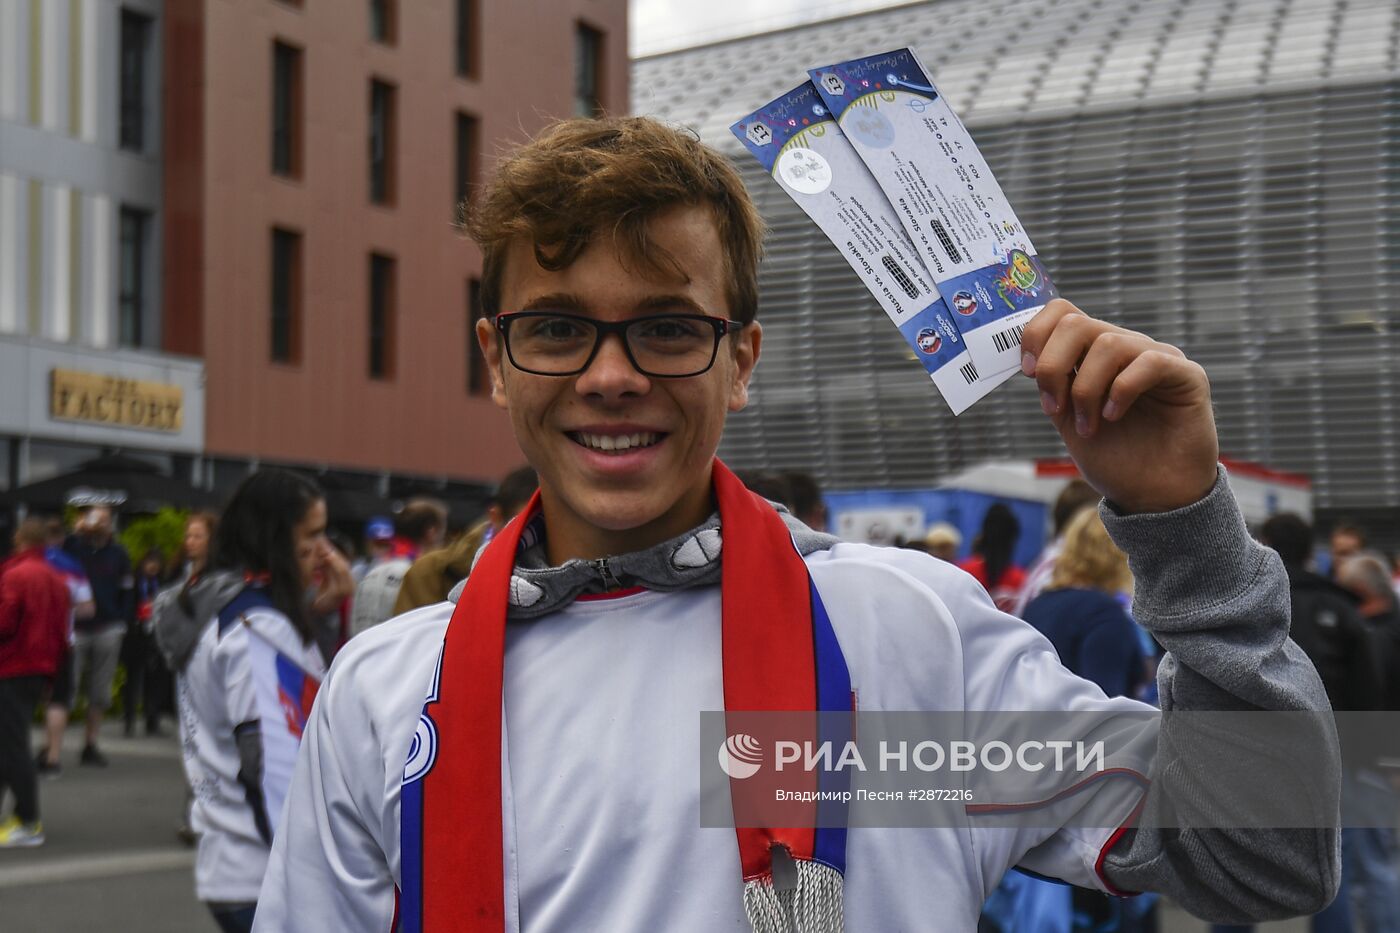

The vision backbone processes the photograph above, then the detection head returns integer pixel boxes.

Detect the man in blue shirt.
[62,506,133,766]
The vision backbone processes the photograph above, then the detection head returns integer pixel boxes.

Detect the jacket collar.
[448,502,839,621]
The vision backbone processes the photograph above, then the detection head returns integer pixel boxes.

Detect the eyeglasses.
[494,311,746,378]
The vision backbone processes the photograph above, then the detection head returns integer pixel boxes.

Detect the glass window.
[370,0,395,44]
[369,253,396,379]
[467,278,488,395]
[272,42,302,177]
[118,207,150,347]
[574,24,603,117]
[271,228,302,363]
[119,10,153,152]
[455,0,475,78]
[369,80,396,204]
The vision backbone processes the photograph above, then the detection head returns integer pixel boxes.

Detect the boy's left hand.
[1020,299,1219,514]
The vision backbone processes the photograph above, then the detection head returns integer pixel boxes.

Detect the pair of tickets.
[731,48,1057,415]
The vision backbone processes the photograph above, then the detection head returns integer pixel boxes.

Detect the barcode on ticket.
[959,360,979,385]
[991,323,1026,355]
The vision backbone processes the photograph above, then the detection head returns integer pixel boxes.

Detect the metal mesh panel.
[636,0,1400,539]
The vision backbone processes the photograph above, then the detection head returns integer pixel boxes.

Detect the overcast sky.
[629,0,912,58]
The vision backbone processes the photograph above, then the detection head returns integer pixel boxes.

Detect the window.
[369,80,396,204]
[455,0,476,78]
[467,278,489,395]
[455,111,479,224]
[271,228,302,363]
[369,253,396,379]
[272,42,303,177]
[118,207,150,347]
[574,24,603,117]
[119,10,153,151]
[369,0,395,44]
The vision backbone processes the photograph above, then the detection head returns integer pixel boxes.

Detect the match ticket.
[809,49,1057,376]
[730,82,1016,416]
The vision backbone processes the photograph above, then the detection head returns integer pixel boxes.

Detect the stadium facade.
[633,0,1400,545]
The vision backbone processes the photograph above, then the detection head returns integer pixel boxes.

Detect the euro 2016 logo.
[916,328,943,356]
[719,733,763,779]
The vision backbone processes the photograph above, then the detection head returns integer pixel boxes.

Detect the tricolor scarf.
[397,460,851,932]
[397,462,851,924]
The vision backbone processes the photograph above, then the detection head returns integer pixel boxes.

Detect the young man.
[62,505,133,767]
[0,518,71,846]
[37,517,95,777]
[392,466,540,616]
[351,498,449,636]
[257,118,1340,931]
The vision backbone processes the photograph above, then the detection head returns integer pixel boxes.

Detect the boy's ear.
[476,318,510,410]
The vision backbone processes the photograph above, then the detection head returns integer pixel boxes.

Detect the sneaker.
[0,817,45,848]
[35,756,60,779]
[80,744,108,767]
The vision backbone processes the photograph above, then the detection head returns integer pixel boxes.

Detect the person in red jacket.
[0,517,72,847]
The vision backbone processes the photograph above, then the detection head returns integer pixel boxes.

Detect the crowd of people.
[0,464,538,929]
[0,113,1382,932]
[947,484,1400,933]
[4,461,1396,931]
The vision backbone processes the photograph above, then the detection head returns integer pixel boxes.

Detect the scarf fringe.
[743,860,844,933]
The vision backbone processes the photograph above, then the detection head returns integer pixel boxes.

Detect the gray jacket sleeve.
[1098,465,1342,921]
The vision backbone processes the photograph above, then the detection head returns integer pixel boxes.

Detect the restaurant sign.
[50,368,184,433]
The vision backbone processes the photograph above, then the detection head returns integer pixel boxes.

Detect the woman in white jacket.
[176,469,330,933]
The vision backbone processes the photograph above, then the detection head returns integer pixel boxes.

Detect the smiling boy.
[255,118,1339,931]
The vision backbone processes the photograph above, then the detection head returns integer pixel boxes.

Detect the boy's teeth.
[577,432,659,452]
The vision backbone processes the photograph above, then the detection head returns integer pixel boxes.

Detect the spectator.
[1333,551,1400,932]
[1011,478,1100,618]
[153,510,219,847]
[350,498,447,636]
[351,517,395,583]
[922,522,962,562]
[1339,551,1400,702]
[781,470,827,532]
[62,505,133,767]
[175,511,218,583]
[307,530,355,664]
[1016,508,1154,932]
[392,466,539,615]
[152,512,221,676]
[1212,514,1388,933]
[1261,514,1382,714]
[176,469,331,933]
[958,502,1027,612]
[1023,508,1144,699]
[732,470,794,508]
[0,518,71,847]
[37,517,94,778]
[122,548,168,736]
[1329,519,1365,578]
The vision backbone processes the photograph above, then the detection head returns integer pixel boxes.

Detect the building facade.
[634,0,1400,547]
[168,0,628,503]
[1,0,628,522]
[0,0,201,491]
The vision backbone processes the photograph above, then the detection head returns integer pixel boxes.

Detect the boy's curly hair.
[465,117,765,324]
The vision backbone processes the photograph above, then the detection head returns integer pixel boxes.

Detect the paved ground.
[0,721,212,932]
[0,722,1310,932]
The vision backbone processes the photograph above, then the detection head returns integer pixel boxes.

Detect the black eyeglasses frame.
[493,310,747,378]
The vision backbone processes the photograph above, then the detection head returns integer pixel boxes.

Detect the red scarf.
[401,460,841,931]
